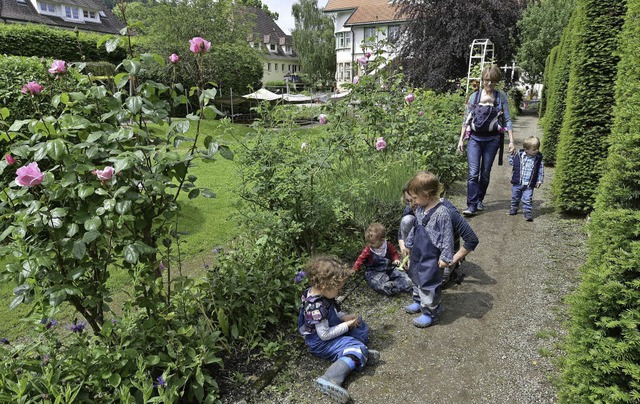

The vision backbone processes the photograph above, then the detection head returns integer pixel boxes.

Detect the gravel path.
[231,114,587,404]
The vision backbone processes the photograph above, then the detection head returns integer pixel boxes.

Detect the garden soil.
[223,113,587,404]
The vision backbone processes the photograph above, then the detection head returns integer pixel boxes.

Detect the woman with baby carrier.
[457,64,515,216]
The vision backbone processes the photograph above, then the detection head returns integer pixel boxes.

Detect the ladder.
[466,39,495,94]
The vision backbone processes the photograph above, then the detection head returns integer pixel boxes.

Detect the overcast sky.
[261,0,329,34]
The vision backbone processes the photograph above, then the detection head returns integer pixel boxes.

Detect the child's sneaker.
[508,207,518,215]
[462,208,477,216]
[476,201,485,211]
[412,314,435,328]
[315,377,350,403]
[405,302,421,314]
[367,349,380,366]
[524,211,533,221]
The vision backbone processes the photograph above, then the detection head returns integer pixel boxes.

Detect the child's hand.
[345,317,359,329]
[342,314,357,322]
[438,259,449,268]
[401,247,410,258]
[536,182,542,188]
[392,259,401,267]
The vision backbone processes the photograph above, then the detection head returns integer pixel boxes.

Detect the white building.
[323,0,409,90]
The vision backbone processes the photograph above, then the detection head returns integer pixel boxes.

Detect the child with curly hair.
[298,255,380,403]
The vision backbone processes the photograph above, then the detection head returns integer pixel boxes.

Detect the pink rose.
[5,154,16,165]
[405,93,415,103]
[169,53,179,64]
[318,114,327,125]
[365,52,372,58]
[21,81,43,95]
[375,137,387,151]
[15,162,44,186]
[357,56,368,66]
[94,166,114,181]
[48,60,67,75]
[189,37,211,54]
[352,76,360,84]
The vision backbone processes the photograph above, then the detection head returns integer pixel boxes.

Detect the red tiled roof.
[324,0,407,25]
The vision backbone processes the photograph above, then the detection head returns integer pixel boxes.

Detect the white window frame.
[83,10,97,20]
[335,31,352,50]
[363,27,376,46]
[269,43,276,51]
[337,63,344,81]
[65,5,80,20]
[388,25,400,43]
[344,62,351,81]
[38,2,55,14]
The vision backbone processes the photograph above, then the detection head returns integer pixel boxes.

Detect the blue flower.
[213,248,220,254]
[69,321,87,333]
[294,271,306,283]
[154,375,167,388]
[1,338,9,344]
[41,318,58,329]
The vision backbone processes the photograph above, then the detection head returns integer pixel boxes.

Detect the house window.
[282,64,285,71]
[83,10,97,19]
[364,27,376,45]
[344,63,351,81]
[335,32,352,49]
[65,6,79,19]
[388,25,400,43]
[275,63,278,71]
[269,43,276,51]
[267,63,271,71]
[39,2,54,12]
[337,63,344,81]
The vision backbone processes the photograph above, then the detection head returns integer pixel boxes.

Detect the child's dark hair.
[407,171,443,200]
[365,223,386,244]
[305,255,353,291]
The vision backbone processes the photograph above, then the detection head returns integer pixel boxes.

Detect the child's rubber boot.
[412,313,434,328]
[315,358,353,403]
[367,349,380,366]
[405,302,421,314]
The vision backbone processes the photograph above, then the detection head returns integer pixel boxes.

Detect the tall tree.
[393,0,523,91]
[516,0,576,85]
[291,0,336,86]
[236,0,279,20]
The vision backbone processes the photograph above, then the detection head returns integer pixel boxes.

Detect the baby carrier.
[469,89,505,165]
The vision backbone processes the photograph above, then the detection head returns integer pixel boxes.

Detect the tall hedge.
[552,0,627,214]
[538,47,555,118]
[541,9,579,166]
[559,2,640,400]
[0,24,126,64]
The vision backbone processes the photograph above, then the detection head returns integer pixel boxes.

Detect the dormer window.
[83,10,97,19]
[269,43,276,51]
[39,2,54,12]
[65,5,80,19]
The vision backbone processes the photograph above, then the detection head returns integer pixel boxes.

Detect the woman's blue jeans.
[466,135,501,209]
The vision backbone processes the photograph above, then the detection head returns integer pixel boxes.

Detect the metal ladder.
[466,39,495,94]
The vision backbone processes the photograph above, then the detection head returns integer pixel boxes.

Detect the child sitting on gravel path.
[353,223,413,296]
[298,255,380,403]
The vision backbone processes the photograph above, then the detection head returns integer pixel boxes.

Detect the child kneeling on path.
[508,136,544,221]
[353,223,413,296]
[404,172,454,328]
[298,255,380,403]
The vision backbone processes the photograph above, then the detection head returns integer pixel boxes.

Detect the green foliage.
[516,0,576,84]
[559,2,640,401]
[84,61,117,77]
[0,24,126,64]
[291,0,336,86]
[538,47,556,118]
[553,0,627,214]
[541,10,579,166]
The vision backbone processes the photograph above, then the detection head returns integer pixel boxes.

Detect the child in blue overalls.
[298,255,380,403]
[353,222,413,295]
[403,171,454,328]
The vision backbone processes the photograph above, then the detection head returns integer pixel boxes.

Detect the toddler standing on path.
[508,136,544,221]
[298,256,380,403]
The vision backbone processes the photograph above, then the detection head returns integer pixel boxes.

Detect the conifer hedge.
[0,24,126,64]
[541,10,578,166]
[559,1,640,401]
[538,49,553,118]
[552,0,627,214]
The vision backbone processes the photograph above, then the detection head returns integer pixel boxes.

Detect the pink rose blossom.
[318,114,327,125]
[375,137,387,151]
[352,76,360,84]
[365,52,372,58]
[357,56,368,66]
[5,154,16,165]
[404,93,415,103]
[169,53,179,64]
[189,37,211,54]
[21,81,43,95]
[15,162,44,186]
[48,60,67,75]
[94,166,114,181]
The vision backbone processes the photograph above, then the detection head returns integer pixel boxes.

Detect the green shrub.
[559,2,640,401]
[541,11,578,166]
[538,47,556,118]
[0,24,126,64]
[84,61,117,77]
[552,0,627,214]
